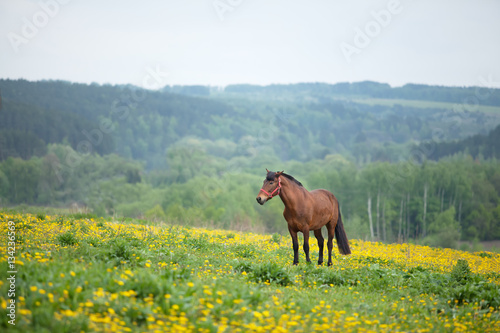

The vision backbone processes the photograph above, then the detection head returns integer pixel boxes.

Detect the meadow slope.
[1,212,499,332]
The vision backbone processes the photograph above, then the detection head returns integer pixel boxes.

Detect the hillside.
[0,80,238,169]
[421,123,500,160]
[0,212,499,332]
[2,79,500,168]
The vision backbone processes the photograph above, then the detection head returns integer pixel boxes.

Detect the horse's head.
[256,169,283,205]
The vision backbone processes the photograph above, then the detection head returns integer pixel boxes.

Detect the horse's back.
[310,189,337,205]
[309,189,338,224]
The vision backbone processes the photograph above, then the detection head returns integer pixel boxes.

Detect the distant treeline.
[1,146,499,247]
[0,79,235,169]
[1,79,499,169]
[420,124,500,161]
[224,81,500,106]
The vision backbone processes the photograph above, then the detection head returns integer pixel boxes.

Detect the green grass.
[1,212,499,332]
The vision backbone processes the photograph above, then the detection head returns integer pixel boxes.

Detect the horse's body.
[256,170,350,265]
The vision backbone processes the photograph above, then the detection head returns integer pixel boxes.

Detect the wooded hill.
[2,79,500,168]
[1,79,500,247]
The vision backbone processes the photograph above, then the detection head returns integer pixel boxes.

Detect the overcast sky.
[1,0,499,89]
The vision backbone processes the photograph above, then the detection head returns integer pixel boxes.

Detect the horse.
[256,169,351,266]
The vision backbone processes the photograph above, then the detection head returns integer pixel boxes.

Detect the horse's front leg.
[302,227,311,263]
[288,226,299,265]
[314,229,324,265]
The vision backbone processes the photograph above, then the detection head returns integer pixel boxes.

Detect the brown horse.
[256,169,351,266]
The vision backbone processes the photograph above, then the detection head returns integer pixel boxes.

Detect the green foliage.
[83,235,102,247]
[422,124,500,161]
[297,261,500,311]
[69,212,97,220]
[57,231,78,246]
[2,149,500,243]
[477,252,493,258]
[109,238,132,261]
[233,244,259,258]
[451,259,472,284]
[249,262,292,286]
[271,233,281,244]
[2,79,499,167]
[422,207,460,249]
[233,260,252,273]
[182,233,211,251]
[344,214,371,241]
[145,204,166,221]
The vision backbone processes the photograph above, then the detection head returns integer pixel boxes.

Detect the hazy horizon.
[2,0,500,89]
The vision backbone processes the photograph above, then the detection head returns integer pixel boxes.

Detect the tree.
[423,207,460,249]
[145,204,167,221]
[1,157,41,203]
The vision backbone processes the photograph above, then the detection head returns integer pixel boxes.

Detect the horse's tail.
[335,207,351,255]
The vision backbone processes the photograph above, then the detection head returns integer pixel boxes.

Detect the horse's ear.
[266,168,270,173]
[276,170,284,176]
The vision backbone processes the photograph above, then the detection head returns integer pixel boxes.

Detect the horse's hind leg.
[326,221,335,266]
[314,229,324,265]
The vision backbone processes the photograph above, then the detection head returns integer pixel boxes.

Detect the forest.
[1,79,500,249]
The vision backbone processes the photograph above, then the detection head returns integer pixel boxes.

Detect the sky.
[1,0,500,89]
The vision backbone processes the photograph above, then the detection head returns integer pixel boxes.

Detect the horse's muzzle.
[256,196,266,205]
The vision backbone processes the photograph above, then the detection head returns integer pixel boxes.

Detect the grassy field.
[1,212,499,332]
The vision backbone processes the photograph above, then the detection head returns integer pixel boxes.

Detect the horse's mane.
[281,173,303,187]
[266,171,303,187]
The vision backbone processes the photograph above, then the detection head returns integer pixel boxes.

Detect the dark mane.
[282,173,303,187]
[266,170,303,187]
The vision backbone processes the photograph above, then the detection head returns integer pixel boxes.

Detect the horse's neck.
[279,178,307,209]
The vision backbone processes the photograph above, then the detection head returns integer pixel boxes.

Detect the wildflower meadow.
[1,212,499,332]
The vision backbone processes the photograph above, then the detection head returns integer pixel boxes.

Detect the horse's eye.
[270,182,274,185]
